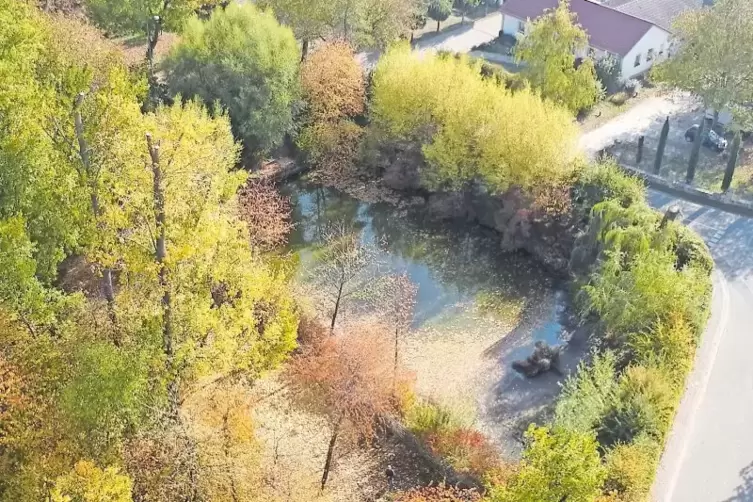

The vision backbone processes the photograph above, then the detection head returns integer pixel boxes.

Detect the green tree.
[83,0,220,102]
[427,0,452,32]
[456,0,479,24]
[164,3,300,159]
[491,425,606,502]
[653,0,753,178]
[514,0,603,113]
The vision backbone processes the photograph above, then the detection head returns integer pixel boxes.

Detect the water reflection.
[283,179,556,329]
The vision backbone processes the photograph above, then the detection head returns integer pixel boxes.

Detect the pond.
[282,179,586,456]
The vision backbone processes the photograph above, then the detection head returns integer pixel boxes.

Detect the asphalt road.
[648,190,753,502]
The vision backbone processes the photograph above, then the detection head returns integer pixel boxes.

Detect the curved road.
[577,90,753,501]
[648,191,753,502]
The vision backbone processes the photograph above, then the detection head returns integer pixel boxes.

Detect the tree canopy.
[514,0,603,113]
[164,2,300,157]
[653,0,753,122]
[371,44,578,192]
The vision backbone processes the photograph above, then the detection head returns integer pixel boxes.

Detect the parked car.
[684,124,728,152]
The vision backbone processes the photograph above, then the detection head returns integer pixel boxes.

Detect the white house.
[500,0,703,81]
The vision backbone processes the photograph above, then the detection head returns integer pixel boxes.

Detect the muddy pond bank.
[281,179,589,457]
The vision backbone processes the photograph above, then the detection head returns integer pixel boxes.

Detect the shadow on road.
[721,461,753,502]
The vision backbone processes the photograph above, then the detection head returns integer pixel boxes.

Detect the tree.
[285,324,409,489]
[456,0,480,24]
[653,117,670,175]
[261,0,422,50]
[163,2,300,158]
[722,131,742,191]
[49,461,133,502]
[300,42,366,123]
[427,0,452,32]
[83,0,220,105]
[371,45,578,193]
[310,224,380,331]
[514,0,603,113]
[378,273,418,377]
[490,425,606,502]
[653,0,753,178]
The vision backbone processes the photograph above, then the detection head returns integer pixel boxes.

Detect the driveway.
[579,92,701,157]
[357,13,501,69]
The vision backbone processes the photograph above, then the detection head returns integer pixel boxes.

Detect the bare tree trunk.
[73,93,118,329]
[330,282,344,332]
[301,39,310,62]
[710,109,720,135]
[321,419,341,490]
[147,133,178,417]
[436,19,441,32]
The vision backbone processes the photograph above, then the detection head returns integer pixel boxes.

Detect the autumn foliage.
[238,178,294,251]
[394,484,482,501]
[301,41,365,123]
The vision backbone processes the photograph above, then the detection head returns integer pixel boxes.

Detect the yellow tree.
[514,0,603,113]
[371,45,578,192]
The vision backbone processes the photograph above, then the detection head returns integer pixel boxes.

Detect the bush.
[595,55,622,94]
[406,401,471,436]
[624,79,641,96]
[395,484,482,501]
[490,425,606,502]
[554,351,617,434]
[609,92,628,106]
[628,314,696,383]
[163,3,300,157]
[604,437,661,502]
[667,222,714,274]
[597,366,676,447]
[572,160,646,213]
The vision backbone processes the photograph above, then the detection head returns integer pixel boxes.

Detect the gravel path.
[579,91,700,157]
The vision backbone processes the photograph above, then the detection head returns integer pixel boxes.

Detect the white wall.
[501,14,525,37]
[620,25,670,80]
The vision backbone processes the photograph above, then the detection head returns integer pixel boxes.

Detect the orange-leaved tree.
[285,323,412,489]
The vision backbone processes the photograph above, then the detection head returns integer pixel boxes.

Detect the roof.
[604,0,703,31]
[500,0,655,56]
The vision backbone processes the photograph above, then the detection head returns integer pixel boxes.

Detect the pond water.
[283,179,583,456]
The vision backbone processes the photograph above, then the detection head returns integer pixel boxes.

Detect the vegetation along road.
[648,190,753,502]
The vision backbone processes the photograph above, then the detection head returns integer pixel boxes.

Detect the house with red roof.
[500,0,704,80]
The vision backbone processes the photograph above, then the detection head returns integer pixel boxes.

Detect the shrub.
[163,3,300,156]
[609,92,628,106]
[554,351,617,434]
[603,437,661,502]
[572,160,646,212]
[595,55,622,94]
[628,314,696,383]
[427,428,501,477]
[406,401,471,436]
[597,366,676,447]
[667,222,714,274]
[490,425,606,502]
